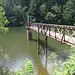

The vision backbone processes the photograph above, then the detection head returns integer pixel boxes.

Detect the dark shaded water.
[0,27,70,75]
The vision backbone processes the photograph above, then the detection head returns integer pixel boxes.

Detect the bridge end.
[26,18,32,40]
[27,28,32,40]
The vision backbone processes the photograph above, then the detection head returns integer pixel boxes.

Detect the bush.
[54,47,75,75]
[24,59,34,74]
[0,58,34,75]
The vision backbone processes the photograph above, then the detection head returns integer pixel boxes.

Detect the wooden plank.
[28,26,75,47]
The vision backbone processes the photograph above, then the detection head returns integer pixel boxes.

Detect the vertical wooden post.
[46,36,47,54]
[27,29,32,40]
[61,28,65,43]
[63,28,66,42]
[43,25,45,34]
[27,21,32,40]
[46,53,47,70]
[49,26,51,36]
[55,27,57,38]
[38,25,40,54]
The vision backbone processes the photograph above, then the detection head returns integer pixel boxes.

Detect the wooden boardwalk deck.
[27,25,75,47]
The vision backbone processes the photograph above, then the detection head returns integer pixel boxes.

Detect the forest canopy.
[2,0,75,26]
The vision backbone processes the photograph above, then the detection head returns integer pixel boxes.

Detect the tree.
[2,0,75,26]
[0,0,8,32]
[3,0,29,26]
[27,0,38,22]
[45,12,56,23]
[55,0,67,13]
[63,0,75,25]
[51,0,68,24]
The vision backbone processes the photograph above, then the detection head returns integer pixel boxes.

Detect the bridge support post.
[46,36,47,54]
[61,28,65,43]
[27,28,32,40]
[37,25,40,54]
[55,27,57,38]
[49,26,51,36]
[46,53,47,70]
[27,20,32,40]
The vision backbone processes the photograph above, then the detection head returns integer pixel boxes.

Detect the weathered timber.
[37,25,40,54]
[26,22,75,47]
[27,29,32,40]
[26,21,32,40]
[46,36,47,54]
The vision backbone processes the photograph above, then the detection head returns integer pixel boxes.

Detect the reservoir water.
[0,27,70,75]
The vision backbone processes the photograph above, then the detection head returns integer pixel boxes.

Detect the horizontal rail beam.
[31,23,75,30]
[26,22,75,47]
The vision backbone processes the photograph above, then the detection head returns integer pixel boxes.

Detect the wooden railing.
[26,21,75,46]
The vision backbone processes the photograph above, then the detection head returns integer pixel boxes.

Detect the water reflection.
[0,27,70,75]
[32,32,70,75]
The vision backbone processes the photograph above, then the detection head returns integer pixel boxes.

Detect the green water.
[0,27,70,75]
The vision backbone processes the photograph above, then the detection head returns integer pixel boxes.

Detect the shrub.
[24,59,34,74]
[54,47,75,75]
[0,57,34,75]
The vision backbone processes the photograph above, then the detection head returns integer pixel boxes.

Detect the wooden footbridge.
[26,21,75,54]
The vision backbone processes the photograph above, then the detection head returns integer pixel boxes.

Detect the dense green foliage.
[0,48,34,75]
[8,59,34,75]
[53,47,75,75]
[0,53,34,75]
[2,0,75,26]
[0,0,8,32]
